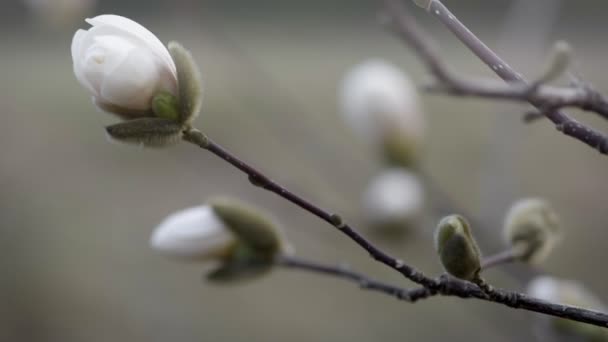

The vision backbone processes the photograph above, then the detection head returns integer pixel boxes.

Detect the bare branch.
[182,128,608,328]
[383,0,608,154]
[279,256,608,327]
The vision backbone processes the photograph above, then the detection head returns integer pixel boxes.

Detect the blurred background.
[1,0,607,341]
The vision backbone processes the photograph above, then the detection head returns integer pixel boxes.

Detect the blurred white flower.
[24,0,96,28]
[527,276,608,340]
[527,276,605,309]
[363,168,424,227]
[503,198,561,264]
[527,276,560,302]
[71,15,178,114]
[150,206,235,261]
[340,59,425,160]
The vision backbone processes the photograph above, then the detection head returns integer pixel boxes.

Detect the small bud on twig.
[503,198,561,264]
[434,215,481,281]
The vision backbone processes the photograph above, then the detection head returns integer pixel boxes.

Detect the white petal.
[363,168,424,223]
[86,15,177,79]
[150,206,235,260]
[71,29,87,64]
[99,47,159,110]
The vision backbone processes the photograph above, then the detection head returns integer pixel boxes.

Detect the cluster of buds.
[339,60,427,235]
[72,15,292,283]
[433,198,562,282]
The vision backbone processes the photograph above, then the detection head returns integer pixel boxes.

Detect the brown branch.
[279,255,608,327]
[382,0,608,154]
[182,128,608,328]
[182,128,437,289]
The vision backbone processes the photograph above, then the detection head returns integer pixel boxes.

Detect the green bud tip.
[152,91,180,121]
[434,215,482,281]
[204,198,293,283]
[502,198,561,264]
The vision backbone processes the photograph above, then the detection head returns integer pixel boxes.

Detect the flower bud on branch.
[72,15,203,147]
[503,198,561,264]
[434,215,481,281]
[339,59,425,167]
[151,199,292,283]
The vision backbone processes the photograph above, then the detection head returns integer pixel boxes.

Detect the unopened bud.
[339,59,425,167]
[434,215,481,281]
[503,198,561,264]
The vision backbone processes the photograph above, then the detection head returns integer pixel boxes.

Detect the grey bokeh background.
[1,0,607,341]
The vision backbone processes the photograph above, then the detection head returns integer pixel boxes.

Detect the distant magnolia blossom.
[71,15,178,114]
[340,59,425,151]
[25,0,96,27]
[362,168,424,225]
[150,205,235,260]
[527,276,605,309]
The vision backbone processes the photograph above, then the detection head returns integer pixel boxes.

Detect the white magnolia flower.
[363,168,424,225]
[71,15,178,114]
[527,276,605,309]
[340,59,425,148]
[150,206,235,260]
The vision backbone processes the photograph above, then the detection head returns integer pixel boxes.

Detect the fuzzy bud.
[340,59,425,167]
[503,198,561,264]
[434,215,481,281]
[168,41,203,125]
[151,199,292,283]
[362,168,424,235]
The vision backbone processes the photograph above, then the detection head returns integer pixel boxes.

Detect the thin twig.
[277,255,414,300]
[182,128,437,289]
[481,249,518,270]
[182,128,608,328]
[383,0,608,154]
[278,255,608,327]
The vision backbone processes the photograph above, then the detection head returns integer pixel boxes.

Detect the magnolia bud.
[72,15,178,118]
[503,198,561,264]
[434,215,481,281]
[150,199,291,283]
[362,168,424,234]
[339,59,425,167]
[527,276,608,340]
